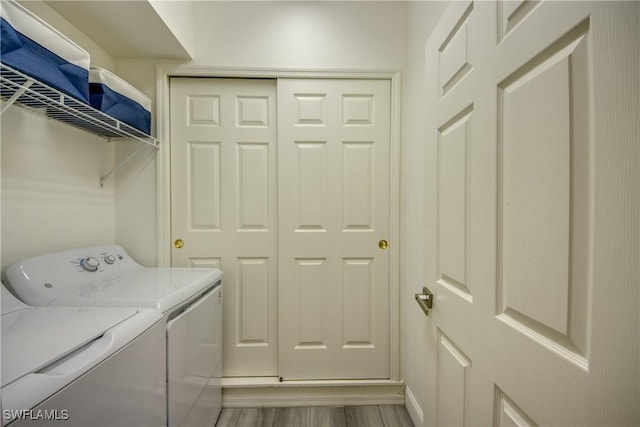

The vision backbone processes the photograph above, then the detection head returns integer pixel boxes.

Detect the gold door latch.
[174,239,184,249]
[378,240,388,250]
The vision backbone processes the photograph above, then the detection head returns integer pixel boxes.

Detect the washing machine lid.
[2,284,29,315]
[1,304,139,388]
[2,287,162,418]
[49,268,222,314]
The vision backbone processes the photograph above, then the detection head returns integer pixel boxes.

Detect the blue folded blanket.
[1,15,89,103]
[89,68,152,135]
[89,82,151,134]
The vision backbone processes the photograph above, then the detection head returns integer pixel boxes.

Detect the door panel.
[278,78,391,380]
[424,1,638,425]
[170,78,278,377]
[497,20,592,361]
[436,330,471,427]
[437,106,473,301]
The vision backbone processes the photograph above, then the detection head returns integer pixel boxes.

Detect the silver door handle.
[415,287,433,316]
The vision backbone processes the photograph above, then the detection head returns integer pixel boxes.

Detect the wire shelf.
[0,63,158,148]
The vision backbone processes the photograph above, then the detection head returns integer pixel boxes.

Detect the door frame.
[155,64,402,382]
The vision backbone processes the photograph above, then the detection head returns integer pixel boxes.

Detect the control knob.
[80,257,100,272]
[103,254,116,265]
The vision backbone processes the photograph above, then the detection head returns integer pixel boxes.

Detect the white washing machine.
[1,285,165,426]
[5,245,224,427]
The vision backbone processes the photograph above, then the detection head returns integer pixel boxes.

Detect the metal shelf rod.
[1,79,33,114]
[100,142,150,188]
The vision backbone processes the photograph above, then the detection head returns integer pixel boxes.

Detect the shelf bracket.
[1,79,33,115]
[100,142,156,188]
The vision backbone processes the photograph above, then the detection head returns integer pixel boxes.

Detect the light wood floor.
[216,405,414,427]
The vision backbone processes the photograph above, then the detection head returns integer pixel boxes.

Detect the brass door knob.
[378,240,388,250]
[174,239,184,249]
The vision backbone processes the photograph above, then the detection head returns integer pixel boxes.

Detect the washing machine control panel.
[74,250,131,274]
[4,245,144,306]
[78,252,124,272]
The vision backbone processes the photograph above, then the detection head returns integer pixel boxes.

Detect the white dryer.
[5,245,223,427]
[1,285,165,426]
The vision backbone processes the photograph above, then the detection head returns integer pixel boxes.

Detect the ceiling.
[45,1,192,59]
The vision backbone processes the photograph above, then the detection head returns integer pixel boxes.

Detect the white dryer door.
[167,286,218,427]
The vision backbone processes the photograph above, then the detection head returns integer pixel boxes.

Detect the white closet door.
[170,78,278,377]
[423,1,639,425]
[277,78,391,380]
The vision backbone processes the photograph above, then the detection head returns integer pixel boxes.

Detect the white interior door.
[277,78,391,380]
[170,78,278,377]
[423,1,638,425]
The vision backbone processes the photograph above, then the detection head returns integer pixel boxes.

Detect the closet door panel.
[278,78,391,380]
[170,78,278,377]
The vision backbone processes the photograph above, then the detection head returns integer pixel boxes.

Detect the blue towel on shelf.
[89,82,151,134]
[1,17,89,103]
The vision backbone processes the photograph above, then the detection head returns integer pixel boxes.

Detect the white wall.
[190,1,406,69]
[149,0,197,58]
[1,108,116,272]
[112,60,163,267]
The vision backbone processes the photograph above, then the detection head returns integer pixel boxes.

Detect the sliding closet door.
[170,77,393,380]
[277,79,391,379]
[170,78,278,377]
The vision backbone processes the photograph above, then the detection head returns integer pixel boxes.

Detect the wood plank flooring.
[216,405,414,427]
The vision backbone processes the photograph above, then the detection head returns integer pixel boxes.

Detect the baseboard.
[405,385,423,427]
[222,377,405,408]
